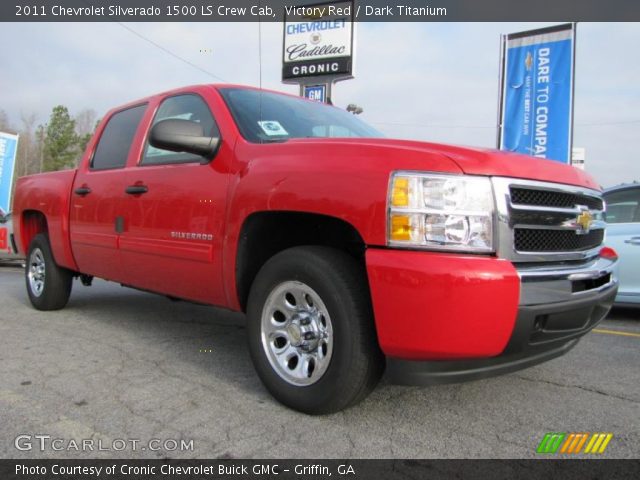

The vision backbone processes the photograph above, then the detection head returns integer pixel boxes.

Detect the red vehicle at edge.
[12,85,618,413]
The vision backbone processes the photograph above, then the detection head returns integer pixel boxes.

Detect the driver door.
[119,93,230,305]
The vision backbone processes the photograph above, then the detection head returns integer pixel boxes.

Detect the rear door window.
[91,104,147,170]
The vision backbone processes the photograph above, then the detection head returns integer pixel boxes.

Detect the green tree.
[43,105,78,172]
[74,108,99,165]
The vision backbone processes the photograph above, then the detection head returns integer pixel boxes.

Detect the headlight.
[388,172,495,252]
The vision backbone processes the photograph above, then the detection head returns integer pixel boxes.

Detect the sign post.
[282,0,355,104]
[0,131,19,214]
[497,23,576,164]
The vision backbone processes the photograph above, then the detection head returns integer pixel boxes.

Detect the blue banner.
[499,24,575,163]
[0,132,19,213]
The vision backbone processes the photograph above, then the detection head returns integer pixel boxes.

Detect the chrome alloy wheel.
[28,247,46,297]
[261,281,334,386]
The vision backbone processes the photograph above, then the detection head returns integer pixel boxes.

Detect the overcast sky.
[1,22,638,187]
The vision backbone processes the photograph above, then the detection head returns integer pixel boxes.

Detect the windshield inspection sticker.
[258,120,289,136]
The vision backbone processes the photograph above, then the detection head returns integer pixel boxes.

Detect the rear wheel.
[247,246,384,414]
[26,234,73,310]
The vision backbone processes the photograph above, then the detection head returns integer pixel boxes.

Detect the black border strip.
[4,1,640,22]
[506,23,573,41]
[2,459,640,480]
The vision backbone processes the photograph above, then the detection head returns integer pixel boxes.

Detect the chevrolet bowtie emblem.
[576,209,593,234]
[525,52,533,71]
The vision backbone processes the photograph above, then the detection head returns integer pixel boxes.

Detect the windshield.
[218,88,382,143]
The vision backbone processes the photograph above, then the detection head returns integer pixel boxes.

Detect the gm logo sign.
[304,84,327,103]
[537,432,613,454]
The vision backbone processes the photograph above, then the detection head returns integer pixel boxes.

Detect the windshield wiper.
[260,137,289,144]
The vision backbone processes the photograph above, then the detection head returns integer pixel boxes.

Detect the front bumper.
[365,248,618,385]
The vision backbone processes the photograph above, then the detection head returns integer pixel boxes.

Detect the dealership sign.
[0,131,19,213]
[498,23,575,163]
[282,0,354,81]
[303,84,328,103]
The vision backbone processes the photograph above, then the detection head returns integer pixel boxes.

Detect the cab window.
[91,104,147,170]
[141,94,219,165]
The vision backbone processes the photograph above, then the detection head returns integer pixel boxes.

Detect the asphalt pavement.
[0,265,638,459]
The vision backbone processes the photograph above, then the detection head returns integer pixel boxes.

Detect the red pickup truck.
[13,85,618,413]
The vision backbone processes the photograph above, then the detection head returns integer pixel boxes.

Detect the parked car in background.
[0,208,21,261]
[604,183,640,306]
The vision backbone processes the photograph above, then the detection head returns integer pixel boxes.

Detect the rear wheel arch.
[25,233,73,310]
[20,210,48,254]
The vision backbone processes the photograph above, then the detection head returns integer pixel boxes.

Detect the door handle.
[624,236,640,245]
[125,185,148,195]
[74,186,91,196]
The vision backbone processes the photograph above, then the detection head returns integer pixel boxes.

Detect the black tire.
[25,233,73,311]
[247,246,384,414]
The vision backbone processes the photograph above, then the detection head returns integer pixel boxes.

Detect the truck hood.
[290,138,600,191]
[420,141,601,190]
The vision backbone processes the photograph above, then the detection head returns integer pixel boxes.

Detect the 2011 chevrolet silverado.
[12,85,618,413]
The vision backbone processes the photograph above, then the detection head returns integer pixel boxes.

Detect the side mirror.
[0,209,6,224]
[149,119,220,162]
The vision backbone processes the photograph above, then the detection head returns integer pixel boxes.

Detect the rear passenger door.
[70,104,147,282]
[119,93,230,305]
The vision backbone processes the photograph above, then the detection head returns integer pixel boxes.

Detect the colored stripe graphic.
[584,433,613,454]
[537,433,566,453]
[538,433,613,454]
[560,433,588,454]
[573,434,589,453]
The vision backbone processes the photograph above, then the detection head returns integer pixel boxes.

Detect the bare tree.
[17,113,37,177]
[0,109,14,133]
[74,108,98,166]
[35,124,45,174]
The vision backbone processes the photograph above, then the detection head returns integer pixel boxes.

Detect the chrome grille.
[510,187,604,211]
[514,229,604,252]
[492,178,606,262]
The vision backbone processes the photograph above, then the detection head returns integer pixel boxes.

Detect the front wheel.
[26,234,73,311]
[247,246,384,414]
